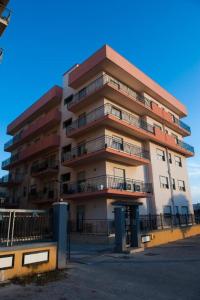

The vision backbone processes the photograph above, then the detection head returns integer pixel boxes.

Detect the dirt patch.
[11,270,68,286]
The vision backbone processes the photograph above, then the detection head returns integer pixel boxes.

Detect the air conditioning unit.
[135,184,141,192]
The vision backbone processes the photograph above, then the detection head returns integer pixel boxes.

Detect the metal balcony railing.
[62,175,152,195]
[0,4,11,23]
[2,153,19,169]
[62,135,150,162]
[67,103,155,135]
[29,189,58,201]
[176,139,194,154]
[4,132,22,150]
[173,116,191,133]
[67,73,191,134]
[0,173,23,184]
[67,74,152,110]
[31,160,59,174]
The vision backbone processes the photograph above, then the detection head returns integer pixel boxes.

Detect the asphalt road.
[0,236,200,300]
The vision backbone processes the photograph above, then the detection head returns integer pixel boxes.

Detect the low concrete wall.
[0,242,57,282]
[143,224,200,248]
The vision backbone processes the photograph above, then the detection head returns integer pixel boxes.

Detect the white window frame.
[160,176,169,189]
[157,149,165,161]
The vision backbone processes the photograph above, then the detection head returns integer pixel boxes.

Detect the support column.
[114,206,126,253]
[130,205,141,248]
[53,202,69,269]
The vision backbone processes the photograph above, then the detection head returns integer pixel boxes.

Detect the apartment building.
[1,45,194,225]
[0,86,62,208]
[0,0,11,60]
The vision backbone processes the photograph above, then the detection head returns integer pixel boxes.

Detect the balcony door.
[113,168,126,190]
[112,136,124,151]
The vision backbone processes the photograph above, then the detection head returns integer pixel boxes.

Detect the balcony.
[62,175,152,200]
[66,103,194,157]
[151,102,191,136]
[154,128,194,157]
[31,160,59,177]
[67,74,191,136]
[7,86,62,135]
[29,189,58,204]
[1,153,19,170]
[4,109,61,152]
[67,103,154,139]
[62,135,150,167]
[0,173,23,187]
[2,135,60,170]
[0,3,11,36]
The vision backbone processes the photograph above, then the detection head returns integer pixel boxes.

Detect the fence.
[0,209,53,246]
[70,219,115,235]
[70,214,197,235]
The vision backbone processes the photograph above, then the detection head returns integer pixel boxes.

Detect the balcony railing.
[173,116,191,134]
[67,73,190,133]
[4,109,61,151]
[4,132,22,150]
[62,135,150,163]
[67,103,155,136]
[62,175,152,195]
[0,173,23,184]
[67,74,152,110]
[177,138,194,154]
[2,153,19,169]
[29,189,58,202]
[0,4,11,23]
[31,160,59,174]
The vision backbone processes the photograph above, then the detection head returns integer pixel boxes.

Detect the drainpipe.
[165,147,176,215]
[163,125,176,216]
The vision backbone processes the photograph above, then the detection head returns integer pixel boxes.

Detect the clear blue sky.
[0,0,200,202]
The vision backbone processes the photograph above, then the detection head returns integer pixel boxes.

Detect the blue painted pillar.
[53,202,69,269]
[114,206,126,252]
[130,205,141,248]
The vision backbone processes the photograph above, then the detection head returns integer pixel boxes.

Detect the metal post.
[130,205,141,248]
[114,206,126,253]
[53,202,69,269]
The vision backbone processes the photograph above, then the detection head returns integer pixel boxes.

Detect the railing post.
[53,202,69,269]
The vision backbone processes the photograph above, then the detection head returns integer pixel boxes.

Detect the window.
[163,205,172,215]
[61,173,71,182]
[171,133,178,143]
[175,156,182,167]
[154,123,162,131]
[111,106,122,119]
[78,142,86,156]
[64,94,73,105]
[78,88,87,99]
[63,118,72,129]
[172,178,176,190]
[157,149,165,161]
[77,171,86,183]
[62,144,71,161]
[160,176,169,189]
[168,153,172,164]
[62,144,71,153]
[178,180,186,192]
[78,113,86,128]
[112,136,123,151]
